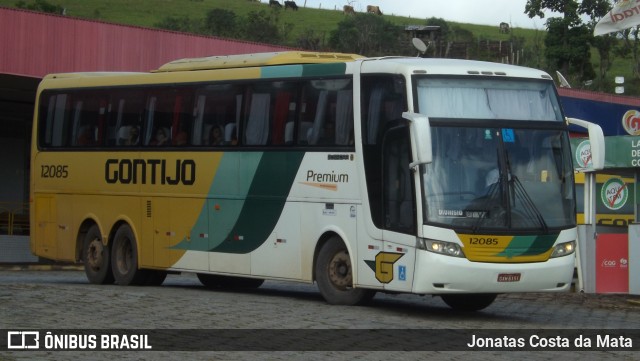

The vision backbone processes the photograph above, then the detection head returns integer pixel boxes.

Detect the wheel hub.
[87,239,103,270]
[328,250,352,289]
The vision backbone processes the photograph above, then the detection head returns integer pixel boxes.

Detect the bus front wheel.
[440,293,497,312]
[83,225,114,285]
[315,237,375,305]
[111,224,147,286]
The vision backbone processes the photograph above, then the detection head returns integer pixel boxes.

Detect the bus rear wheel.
[111,224,148,285]
[441,293,497,312]
[83,225,114,284]
[315,237,375,305]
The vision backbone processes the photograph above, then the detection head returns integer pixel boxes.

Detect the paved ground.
[0,269,639,361]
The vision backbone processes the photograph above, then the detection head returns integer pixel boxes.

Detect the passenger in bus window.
[150,128,169,146]
[77,125,96,146]
[174,121,190,146]
[175,131,188,146]
[209,125,224,146]
[126,126,140,145]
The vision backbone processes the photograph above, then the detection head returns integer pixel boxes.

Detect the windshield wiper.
[503,150,549,232]
[509,174,549,233]
[470,181,501,233]
[470,151,549,233]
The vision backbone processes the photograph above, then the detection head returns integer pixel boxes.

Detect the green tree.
[618,27,640,78]
[15,0,64,14]
[424,17,451,58]
[296,29,325,51]
[154,15,201,33]
[525,0,607,83]
[328,14,403,56]
[204,8,239,38]
[581,0,614,89]
[241,9,292,45]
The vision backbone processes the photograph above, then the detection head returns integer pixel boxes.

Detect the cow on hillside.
[269,0,282,8]
[343,5,355,15]
[284,1,298,10]
[499,22,510,33]
[366,5,382,15]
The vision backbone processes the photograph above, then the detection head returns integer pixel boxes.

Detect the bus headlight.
[550,241,576,258]
[417,239,465,258]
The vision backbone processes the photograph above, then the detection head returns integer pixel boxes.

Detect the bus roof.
[362,57,554,80]
[155,51,364,72]
[42,72,146,80]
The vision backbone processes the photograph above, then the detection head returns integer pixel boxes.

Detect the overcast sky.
[299,0,561,29]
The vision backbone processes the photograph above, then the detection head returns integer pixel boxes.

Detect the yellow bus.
[30,51,604,311]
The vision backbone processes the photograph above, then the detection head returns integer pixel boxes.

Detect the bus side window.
[272,92,292,145]
[307,90,328,145]
[191,94,206,145]
[171,91,194,146]
[335,89,353,146]
[243,81,299,147]
[40,92,71,148]
[193,84,243,146]
[361,75,407,229]
[72,94,104,147]
[363,76,406,145]
[383,125,415,234]
[114,91,144,147]
[244,93,270,145]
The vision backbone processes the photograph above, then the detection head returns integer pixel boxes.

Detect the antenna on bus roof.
[412,38,428,58]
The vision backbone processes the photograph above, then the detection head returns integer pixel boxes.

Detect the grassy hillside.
[0,0,536,44]
[2,0,637,94]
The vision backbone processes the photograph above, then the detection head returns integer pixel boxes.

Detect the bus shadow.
[365,295,525,322]
[164,279,525,322]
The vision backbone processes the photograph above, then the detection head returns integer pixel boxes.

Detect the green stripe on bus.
[170,152,263,251]
[211,151,305,254]
[261,65,304,78]
[260,63,347,79]
[496,234,558,258]
[302,63,347,77]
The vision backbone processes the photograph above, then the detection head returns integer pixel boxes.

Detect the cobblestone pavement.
[0,270,639,361]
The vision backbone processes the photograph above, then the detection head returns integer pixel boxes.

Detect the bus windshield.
[415,77,575,231]
[415,77,563,121]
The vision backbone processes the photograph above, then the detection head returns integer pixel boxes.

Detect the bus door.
[380,123,416,292]
[357,73,416,290]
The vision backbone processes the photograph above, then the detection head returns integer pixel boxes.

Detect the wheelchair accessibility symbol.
[398,265,406,281]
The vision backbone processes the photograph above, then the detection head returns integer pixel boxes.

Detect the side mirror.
[403,112,433,167]
[566,117,605,171]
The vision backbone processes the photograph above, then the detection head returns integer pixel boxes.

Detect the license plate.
[497,273,521,282]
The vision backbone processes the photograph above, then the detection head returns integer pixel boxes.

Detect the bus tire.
[315,237,375,305]
[111,224,147,286]
[82,225,114,285]
[441,293,497,312]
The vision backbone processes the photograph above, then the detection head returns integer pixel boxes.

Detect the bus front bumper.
[412,250,575,294]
